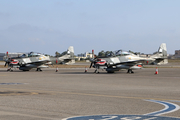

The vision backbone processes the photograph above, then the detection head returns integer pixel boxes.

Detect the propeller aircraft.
[89,43,168,74]
[4,46,75,71]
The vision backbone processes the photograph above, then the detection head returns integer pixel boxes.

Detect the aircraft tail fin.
[67,46,74,57]
[158,43,167,57]
[151,43,168,65]
[64,46,75,64]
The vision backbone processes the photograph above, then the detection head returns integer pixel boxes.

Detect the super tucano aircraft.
[4,46,74,71]
[90,43,168,73]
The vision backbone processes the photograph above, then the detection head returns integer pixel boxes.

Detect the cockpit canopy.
[20,52,43,57]
[107,50,132,57]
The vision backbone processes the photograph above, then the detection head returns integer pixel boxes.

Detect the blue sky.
[0,0,180,55]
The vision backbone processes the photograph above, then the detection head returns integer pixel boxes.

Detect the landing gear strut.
[7,68,13,72]
[94,69,99,74]
[94,67,100,74]
[127,69,134,74]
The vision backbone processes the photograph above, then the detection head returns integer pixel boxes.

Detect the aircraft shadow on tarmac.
[0,70,24,72]
[0,69,140,74]
[58,72,106,74]
[0,70,47,72]
[57,71,138,74]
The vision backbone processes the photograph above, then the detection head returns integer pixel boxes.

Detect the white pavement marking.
[144,100,180,116]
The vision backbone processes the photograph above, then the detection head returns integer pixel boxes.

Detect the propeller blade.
[89,49,97,68]
[89,62,93,68]
[92,50,94,59]
[6,51,9,57]
[4,60,10,67]
[4,62,7,67]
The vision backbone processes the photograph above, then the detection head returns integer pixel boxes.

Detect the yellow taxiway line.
[1,87,180,102]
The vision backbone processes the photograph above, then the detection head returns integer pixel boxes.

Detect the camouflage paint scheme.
[4,46,74,71]
[90,43,168,73]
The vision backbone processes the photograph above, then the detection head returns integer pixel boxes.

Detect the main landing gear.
[94,66,100,74]
[36,68,42,71]
[94,69,100,74]
[7,68,13,72]
[127,69,134,74]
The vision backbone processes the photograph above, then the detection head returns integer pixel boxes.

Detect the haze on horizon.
[0,0,180,56]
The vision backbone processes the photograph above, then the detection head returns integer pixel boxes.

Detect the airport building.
[175,50,180,56]
[76,52,93,61]
[0,53,5,61]
[175,50,180,58]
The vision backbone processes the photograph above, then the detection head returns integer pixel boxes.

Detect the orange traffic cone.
[56,66,58,72]
[84,67,87,73]
[155,67,158,74]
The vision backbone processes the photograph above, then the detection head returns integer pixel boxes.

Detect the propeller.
[89,62,92,68]
[89,60,93,68]
[4,61,8,67]
[4,52,10,67]
[89,58,97,68]
[89,49,96,68]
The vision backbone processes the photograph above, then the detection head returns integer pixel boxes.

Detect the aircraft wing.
[28,60,50,66]
[63,58,73,61]
[108,59,147,67]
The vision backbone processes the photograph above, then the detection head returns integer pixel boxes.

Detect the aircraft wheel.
[128,69,134,74]
[36,68,42,71]
[7,68,12,72]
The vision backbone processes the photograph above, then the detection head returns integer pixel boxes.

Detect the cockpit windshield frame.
[20,52,43,58]
[28,52,42,57]
[107,50,132,57]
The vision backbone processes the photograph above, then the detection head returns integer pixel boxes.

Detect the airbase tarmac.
[0,65,180,120]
